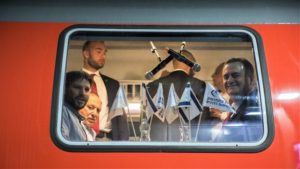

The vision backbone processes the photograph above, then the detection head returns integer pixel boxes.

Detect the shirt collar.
[82,68,100,76]
[231,99,243,111]
[64,102,85,121]
[173,69,188,75]
[174,68,185,72]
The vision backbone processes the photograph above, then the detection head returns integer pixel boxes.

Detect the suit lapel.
[231,99,247,121]
[100,74,118,109]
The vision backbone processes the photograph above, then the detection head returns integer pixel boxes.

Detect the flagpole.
[124,107,137,141]
[195,112,203,142]
[140,103,146,125]
[148,114,154,135]
[178,109,185,142]
[178,109,184,127]
[188,109,192,142]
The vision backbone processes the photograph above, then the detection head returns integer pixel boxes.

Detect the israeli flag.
[178,82,202,122]
[202,83,235,113]
[165,83,180,124]
[141,83,158,120]
[109,86,128,120]
[153,83,165,122]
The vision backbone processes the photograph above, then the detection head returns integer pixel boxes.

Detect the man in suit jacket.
[147,50,211,142]
[222,58,262,142]
[81,40,129,141]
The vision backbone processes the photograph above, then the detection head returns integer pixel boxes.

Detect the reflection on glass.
[65,36,265,144]
[139,118,150,141]
[179,125,191,142]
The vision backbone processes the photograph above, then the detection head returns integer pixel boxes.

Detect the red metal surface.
[0,22,299,168]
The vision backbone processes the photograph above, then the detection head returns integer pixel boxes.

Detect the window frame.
[50,25,274,152]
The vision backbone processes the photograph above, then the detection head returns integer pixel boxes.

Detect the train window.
[51,25,274,152]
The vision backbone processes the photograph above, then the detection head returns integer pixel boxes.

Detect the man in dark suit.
[147,50,210,142]
[222,58,262,142]
[81,40,129,141]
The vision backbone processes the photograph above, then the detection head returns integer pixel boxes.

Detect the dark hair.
[225,58,254,80]
[82,41,91,52]
[82,40,105,52]
[65,71,93,89]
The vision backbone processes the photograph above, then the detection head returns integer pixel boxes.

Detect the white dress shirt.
[82,68,112,133]
[81,121,96,141]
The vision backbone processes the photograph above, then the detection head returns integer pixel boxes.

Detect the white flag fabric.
[153,83,165,122]
[178,82,202,122]
[142,83,158,120]
[109,86,128,120]
[165,83,180,124]
[202,83,235,113]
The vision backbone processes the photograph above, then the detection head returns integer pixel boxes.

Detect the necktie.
[89,74,100,134]
[90,74,98,95]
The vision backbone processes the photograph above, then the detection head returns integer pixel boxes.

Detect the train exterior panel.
[0,22,299,168]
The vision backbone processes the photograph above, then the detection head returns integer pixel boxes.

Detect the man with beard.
[81,40,129,141]
[221,58,262,142]
[62,71,92,141]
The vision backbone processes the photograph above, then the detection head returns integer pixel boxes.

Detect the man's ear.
[83,50,89,59]
[251,79,257,89]
[247,76,256,89]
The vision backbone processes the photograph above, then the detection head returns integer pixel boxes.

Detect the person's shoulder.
[148,76,163,84]
[101,74,119,84]
[62,103,72,119]
[194,77,205,83]
[247,88,260,106]
[190,76,206,86]
[147,79,160,88]
[147,75,169,87]
[63,103,72,113]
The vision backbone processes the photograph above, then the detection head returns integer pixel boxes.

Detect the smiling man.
[62,71,92,141]
[223,58,256,112]
[221,58,262,142]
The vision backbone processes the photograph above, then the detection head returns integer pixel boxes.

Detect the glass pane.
[53,26,271,152]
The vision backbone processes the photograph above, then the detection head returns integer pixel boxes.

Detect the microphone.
[167,48,201,72]
[150,41,162,62]
[180,41,186,54]
[145,55,173,80]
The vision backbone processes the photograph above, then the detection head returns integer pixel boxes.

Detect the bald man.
[147,50,211,142]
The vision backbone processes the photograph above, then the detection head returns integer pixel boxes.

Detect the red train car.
[0,0,299,168]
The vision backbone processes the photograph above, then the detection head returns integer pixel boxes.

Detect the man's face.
[223,62,251,98]
[80,94,101,127]
[65,79,91,110]
[84,41,107,70]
